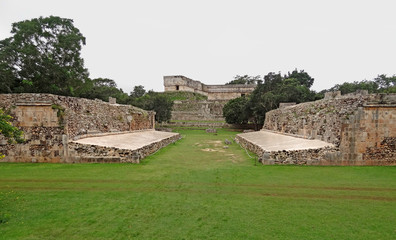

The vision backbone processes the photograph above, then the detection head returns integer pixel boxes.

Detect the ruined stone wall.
[164,75,256,101]
[171,100,227,121]
[0,93,155,163]
[204,84,256,100]
[340,104,396,164]
[263,93,396,165]
[264,94,378,146]
[164,76,206,96]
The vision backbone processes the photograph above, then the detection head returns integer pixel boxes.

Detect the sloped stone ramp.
[236,130,338,165]
[68,130,180,163]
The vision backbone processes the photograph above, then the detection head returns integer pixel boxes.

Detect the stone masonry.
[171,100,227,121]
[238,92,396,165]
[165,75,256,122]
[164,75,256,101]
[0,93,176,163]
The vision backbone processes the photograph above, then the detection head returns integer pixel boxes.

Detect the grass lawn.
[0,129,395,239]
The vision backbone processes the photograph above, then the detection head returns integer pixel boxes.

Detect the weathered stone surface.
[68,131,181,163]
[0,93,160,163]
[164,75,256,101]
[171,100,227,121]
[238,92,396,165]
[236,130,337,165]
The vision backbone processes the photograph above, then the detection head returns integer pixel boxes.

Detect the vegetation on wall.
[0,109,24,158]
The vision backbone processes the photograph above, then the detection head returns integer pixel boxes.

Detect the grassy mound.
[161,91,208,101]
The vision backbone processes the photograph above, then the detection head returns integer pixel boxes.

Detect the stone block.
[206,128,217,133]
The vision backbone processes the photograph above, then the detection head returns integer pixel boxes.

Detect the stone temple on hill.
[164,75,256,101]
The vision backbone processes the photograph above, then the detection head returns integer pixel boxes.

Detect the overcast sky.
[1,0,395,93]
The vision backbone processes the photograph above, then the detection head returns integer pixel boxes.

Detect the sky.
[1,0,395,93]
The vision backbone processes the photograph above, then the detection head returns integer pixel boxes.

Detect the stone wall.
[203,84,256,100]
[164,75,256,101]
[340,104,396,164]
[0,93,156,163]
[171,100,227,121]
[262,92,396,165]
[164,76,206,95]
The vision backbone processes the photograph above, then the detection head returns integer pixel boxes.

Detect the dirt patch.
[201,148,225,153]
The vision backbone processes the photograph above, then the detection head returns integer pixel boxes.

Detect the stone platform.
[68,130,181,163]
[236,130,337,165]
[237,130,333,151]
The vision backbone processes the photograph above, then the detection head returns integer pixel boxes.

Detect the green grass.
[0,129,395,239]
[161,91,208,101]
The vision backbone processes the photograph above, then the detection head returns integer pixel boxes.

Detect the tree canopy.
[328,74,396,94]
[226,75,260,85]
[0,16,88,95]
[223,70,318,127]
[128,87,173,123]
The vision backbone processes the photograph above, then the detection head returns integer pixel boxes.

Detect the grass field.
[0,129,395,239]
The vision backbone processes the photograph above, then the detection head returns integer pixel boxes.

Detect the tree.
[226,75,260,85]
[130,85,146,98]
[223,70,317,128]
[130,92,174,123]
[0,16,88,95]
[223,96,250,124]
[285,69,315,88]
[374,74,396,93]
[77,78,129,103]
[329,80,379,94]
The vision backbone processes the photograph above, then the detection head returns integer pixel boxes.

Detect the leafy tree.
[0,16,88,95]
[130,85,146,98]
[329,80,379,94]
[374,74,396,93]
[285,69,315,88]
[278,78,316,103]
[78,78,129,103]
[223,70,316,128]
[326,74,396,95]
[130,91,174,123]
[0,38,16,93]
[223,96,250,124]
[226,75,260,85]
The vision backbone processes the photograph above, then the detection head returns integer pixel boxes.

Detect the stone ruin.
[164,75,256,101]
[0,93,180,163]
[164,75,256,124]
[236,92,396,165]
